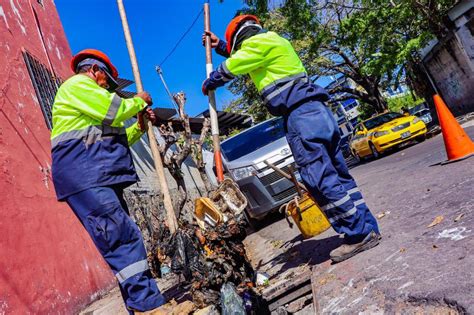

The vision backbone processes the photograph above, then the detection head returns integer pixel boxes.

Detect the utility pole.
[117,0,178,234]
[204,1,225,183]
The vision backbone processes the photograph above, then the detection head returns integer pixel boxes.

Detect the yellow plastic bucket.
[194,197,223,230]
[285,193,331,239]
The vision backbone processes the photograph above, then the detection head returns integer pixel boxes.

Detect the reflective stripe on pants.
[286,101,380,239]
[66,185,165,311]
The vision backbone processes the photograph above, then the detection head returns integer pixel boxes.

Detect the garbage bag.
[166,230,202,281]
[220,282,245,315]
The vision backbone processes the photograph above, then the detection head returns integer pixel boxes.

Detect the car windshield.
[415,109,430,116]
[221,118,286,162]
[409,104,427,115]
[363,112,404,130]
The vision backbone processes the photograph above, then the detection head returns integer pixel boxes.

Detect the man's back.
[226,31,306,92]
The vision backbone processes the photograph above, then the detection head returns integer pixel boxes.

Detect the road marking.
[398,281,414,291]
[437,227,471,241]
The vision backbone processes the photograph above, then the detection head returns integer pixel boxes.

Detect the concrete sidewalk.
[244,125,474,314]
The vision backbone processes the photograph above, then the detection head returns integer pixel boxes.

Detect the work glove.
[137,106,156,131]
[202,79,211,96]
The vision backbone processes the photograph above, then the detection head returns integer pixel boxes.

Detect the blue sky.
[55,0,245,116]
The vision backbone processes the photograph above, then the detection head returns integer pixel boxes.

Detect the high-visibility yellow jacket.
[51,74,146,200]
[207,31,329,116]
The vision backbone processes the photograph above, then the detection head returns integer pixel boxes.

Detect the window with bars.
[22,50,62,130]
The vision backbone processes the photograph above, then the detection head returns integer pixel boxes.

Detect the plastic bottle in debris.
[220,283,245,315]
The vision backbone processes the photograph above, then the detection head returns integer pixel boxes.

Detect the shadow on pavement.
[245,211,286,235]
[259,235,343,279]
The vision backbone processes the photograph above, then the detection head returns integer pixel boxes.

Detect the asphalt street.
[244,125,474,314]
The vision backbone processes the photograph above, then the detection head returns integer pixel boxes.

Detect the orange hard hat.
[225,15,260,54]
[70,49,118,79]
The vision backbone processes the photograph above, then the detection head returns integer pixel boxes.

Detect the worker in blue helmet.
[201,16,381,263]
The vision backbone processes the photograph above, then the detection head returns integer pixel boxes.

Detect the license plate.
[401,131,411,139]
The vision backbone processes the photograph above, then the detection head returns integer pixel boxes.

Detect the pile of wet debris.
[155,179,269,314]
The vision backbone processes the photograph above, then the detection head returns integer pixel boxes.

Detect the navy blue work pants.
[285,101,379,242]
[66,185,165,311]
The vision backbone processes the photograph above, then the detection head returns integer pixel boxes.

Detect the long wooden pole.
[117,0,178,234]
[264,160,307,191]
[204,1,225,183]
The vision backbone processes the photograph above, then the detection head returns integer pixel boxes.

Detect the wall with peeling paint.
[0,0,114,314]
[423,4,474,116]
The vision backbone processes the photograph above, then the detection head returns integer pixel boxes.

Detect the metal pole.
[155,66,180,113]
[204,1,225,183]
[117,0,178,234]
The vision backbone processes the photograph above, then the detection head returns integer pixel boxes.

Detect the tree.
[155,92,213,221]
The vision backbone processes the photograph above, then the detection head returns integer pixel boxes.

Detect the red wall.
[0,1,114,313]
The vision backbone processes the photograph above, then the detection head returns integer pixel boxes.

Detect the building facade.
[421,0,474,116]
[0,1,113,313]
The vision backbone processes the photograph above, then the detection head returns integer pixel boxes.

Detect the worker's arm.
[202,31,229,57]
[126,122,144,145]
[215,40,230,57]
[126,106,157,145]
[202,39,266,93]
[65,75,147,126]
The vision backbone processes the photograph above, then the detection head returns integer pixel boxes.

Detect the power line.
[158,8,204,67]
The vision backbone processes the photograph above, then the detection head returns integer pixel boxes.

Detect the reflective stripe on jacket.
[51,74,146,200]
[208,31,329,116]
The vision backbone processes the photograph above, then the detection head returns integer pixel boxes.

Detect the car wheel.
[369,143,380,159]
[351,150,361,163]
[416,135,426,142]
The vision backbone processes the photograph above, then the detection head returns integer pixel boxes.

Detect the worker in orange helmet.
[202,15,381,263]
[51,49,166,313]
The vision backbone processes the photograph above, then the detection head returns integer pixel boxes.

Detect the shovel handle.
[264,160,307,192]
[288,165,303,197]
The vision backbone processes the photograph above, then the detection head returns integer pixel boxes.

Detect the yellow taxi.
[350,112,427,159]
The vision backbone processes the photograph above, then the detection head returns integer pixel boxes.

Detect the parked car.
[409,105,434,127]
[220,117,300,225]
[350,112,427,160]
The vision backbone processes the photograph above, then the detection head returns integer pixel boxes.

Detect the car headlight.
[373,131,389,138]
[230,166,256,181]
[412,117,421,124]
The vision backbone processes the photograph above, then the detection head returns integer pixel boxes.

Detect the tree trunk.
[360,79,388,113]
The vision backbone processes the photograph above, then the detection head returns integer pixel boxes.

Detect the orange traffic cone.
[433,94,474,163]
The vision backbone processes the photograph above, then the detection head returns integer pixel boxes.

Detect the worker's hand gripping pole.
[117,0,178,234]
[204,1,225,183]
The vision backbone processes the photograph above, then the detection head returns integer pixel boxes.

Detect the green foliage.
[358,93,425,121]
[357,102,377,121]
[225,77,270,123]
[387,93,425,113]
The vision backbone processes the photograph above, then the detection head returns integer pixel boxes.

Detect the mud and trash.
[427,215,444,227]
[153,179,269,314]
[376,211,390,219]
[454,213,465,222]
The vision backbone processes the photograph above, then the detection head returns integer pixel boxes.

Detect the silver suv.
[220,117,300,222]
